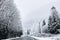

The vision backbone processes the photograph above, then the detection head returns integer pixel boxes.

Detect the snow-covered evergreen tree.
[0,0,22,39]
[41,19,48,33]
[48,6,60,34]
[42,20,46,26]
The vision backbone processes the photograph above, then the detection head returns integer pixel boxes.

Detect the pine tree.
[48,6,60,34]
[0,0,22,39]
[42,20,46,26]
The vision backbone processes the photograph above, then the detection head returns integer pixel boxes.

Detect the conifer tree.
[42,20,46,26]
[48,6,60,34]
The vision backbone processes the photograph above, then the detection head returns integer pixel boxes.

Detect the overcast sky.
[14,0,60,31]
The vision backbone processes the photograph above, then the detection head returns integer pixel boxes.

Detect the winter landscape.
[0,0,60,40]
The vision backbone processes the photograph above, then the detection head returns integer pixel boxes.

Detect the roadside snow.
[31,36,60,40]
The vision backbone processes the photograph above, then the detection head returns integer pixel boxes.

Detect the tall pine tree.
[48,6,60,34]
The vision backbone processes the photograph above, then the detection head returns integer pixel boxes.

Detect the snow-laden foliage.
[42,20,46,26]
[0,0,22,39]
[48,6,60,34]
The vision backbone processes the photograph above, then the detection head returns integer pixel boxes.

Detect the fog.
[14,0,60,32]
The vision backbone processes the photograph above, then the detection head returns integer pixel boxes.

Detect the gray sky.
[14,0,60,31]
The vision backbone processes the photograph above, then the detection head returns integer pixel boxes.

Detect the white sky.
[14,0,60,31]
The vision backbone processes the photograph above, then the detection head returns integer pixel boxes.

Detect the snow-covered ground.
[4,34,60,40]
[31,36,60,40]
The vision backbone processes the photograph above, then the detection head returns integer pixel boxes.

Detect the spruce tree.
[42,20,46,26]
[48,6,60,34]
